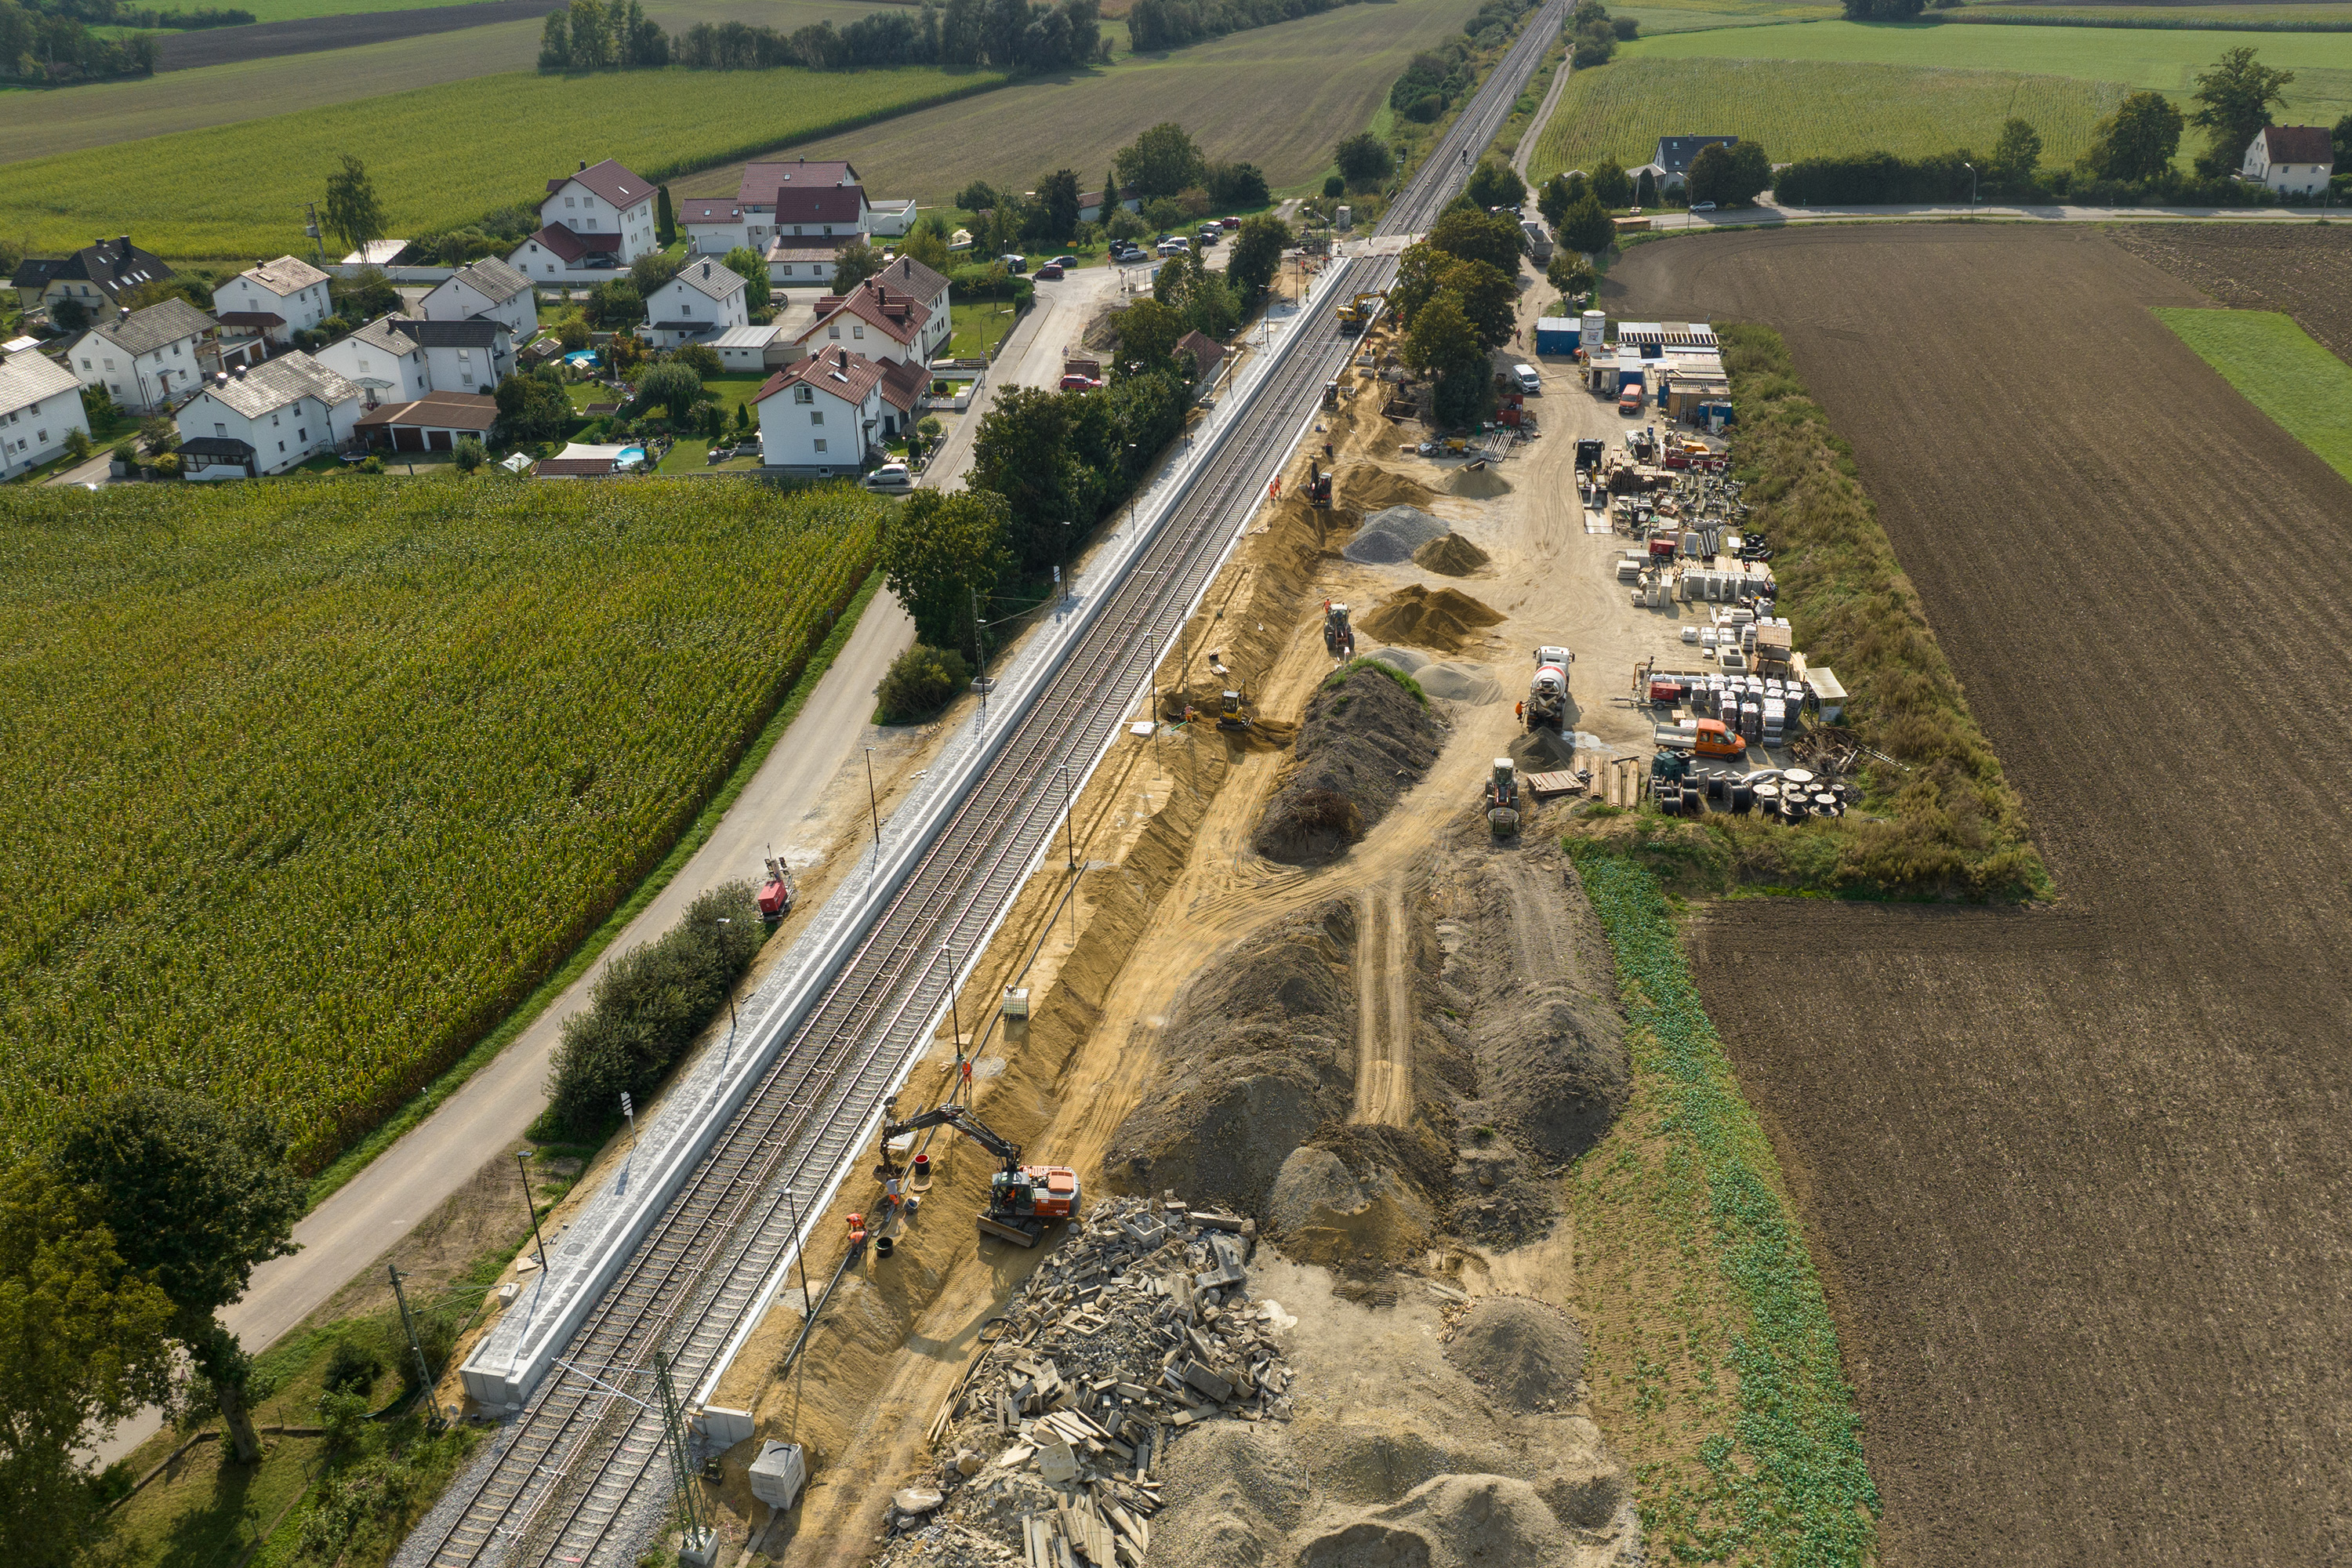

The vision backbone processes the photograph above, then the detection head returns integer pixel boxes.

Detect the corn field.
[1529,56,2127,177]
[0,477,884,1172]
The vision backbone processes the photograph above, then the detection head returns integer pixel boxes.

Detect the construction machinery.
[1336,290,1388,336]
[1486,757,1520,837]
[1323,601,1355,658]
[757,853,796,922]
[1218,685,1253,732]
[1526,645,1573,731]
[877,1100,1080,1247]
[1305,459,1333,508]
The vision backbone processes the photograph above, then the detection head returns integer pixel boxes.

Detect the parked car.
[862,462,914,491]
[998,253,1027,273]
[1156,237,1190,256]
[1059,373,1102,391]
[1196,227,1220,246]
[1512,363,1541,394]
[1691,201,1717,212]
[1221,215,1240,229]
[1036,263,1065,280]
[1047,256,1077,270]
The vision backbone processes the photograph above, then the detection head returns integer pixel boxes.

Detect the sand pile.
[1446,465,1512,499]
[1412,663,1501,706]
[1359,585,1503,655]
[1343,505,1450,565]
[1443,1297,1584,1413]
[1414,532,1491,575]
[1338,468,1435,516]
[1253,663,1445,864]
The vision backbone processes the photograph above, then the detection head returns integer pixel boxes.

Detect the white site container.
[750,1439,808,1510]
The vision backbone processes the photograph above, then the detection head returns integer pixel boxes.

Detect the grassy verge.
[1567,845,1878,1566]
[2154,307,2352,485]
[302,567,888,1209]
[949,297,1023,358]
[1574,322,2045,901]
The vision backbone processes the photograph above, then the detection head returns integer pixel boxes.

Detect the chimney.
[214,371,227,387]
[579,160,588,172]
[232,363,247,379]
[117,235,130,258]
[701,262,710,278]
[118,306,130,321]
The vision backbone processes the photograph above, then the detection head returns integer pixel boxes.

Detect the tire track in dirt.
[1349,877,1415,1127]
[1610,224,2352,1568]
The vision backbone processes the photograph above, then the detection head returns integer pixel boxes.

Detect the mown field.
[1529,55,2125,176]
[0,60,1001,262]
[0,479,884,1174]
[1953,0,2352,27]
[0,0,918,164]
[2156,307,2352,480]
[679,0,1481,205]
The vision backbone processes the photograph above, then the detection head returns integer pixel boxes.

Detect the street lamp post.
[863,747,881,853]
[515,1149,550,1276]
[1964,162,1977,210]
[714,916,737,1046]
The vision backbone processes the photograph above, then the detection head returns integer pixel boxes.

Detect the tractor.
[1323,601,1355,659]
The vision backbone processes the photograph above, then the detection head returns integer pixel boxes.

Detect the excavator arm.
[880,1101,1022,1174]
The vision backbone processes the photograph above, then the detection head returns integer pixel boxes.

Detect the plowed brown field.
[1608,226,2352,1568]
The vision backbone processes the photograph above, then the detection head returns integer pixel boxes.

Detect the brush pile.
[872,1192,1298,1567]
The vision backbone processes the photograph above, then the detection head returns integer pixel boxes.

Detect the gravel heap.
[872,1192,1298,1567]
[1342,505,1450,565]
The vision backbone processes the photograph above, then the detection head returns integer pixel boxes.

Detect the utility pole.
[515,1149,550,1276]
[300,201,325,269]
[387,1265,442,1428]
[655,1349,713,1565]
[864,747,881,854]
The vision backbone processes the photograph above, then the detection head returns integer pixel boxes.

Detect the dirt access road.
[1610,224,2352,1567]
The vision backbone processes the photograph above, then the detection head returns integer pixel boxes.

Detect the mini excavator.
[877,1099,1080,1247]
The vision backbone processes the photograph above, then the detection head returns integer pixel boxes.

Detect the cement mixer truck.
[1526,646,1573,731]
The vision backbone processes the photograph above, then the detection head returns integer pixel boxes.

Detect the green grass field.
[1613,3,1838,31]
[0,63,1003,263]
[0,479,883,1174]
[1954,0,2352,28]
[2156,307,2352,482]
[1530,55,2126,175]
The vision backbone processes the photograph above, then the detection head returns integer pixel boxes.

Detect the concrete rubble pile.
[874,1192,1297,1566]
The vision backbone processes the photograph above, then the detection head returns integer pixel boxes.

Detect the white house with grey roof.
[0,350,90,478]
[174,352,362,479]
[63,297,220,413]
[419,257,539,339]
[643,259,748,348]
[1632,135,1740,191]
[313,314,515,404]
[213,255,335,346]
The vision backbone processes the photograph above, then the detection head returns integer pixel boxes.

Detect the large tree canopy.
[2190,45,2294,176]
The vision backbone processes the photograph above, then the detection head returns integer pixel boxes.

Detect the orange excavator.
[877,1099,1080,1247]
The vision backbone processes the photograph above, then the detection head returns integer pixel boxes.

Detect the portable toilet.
[1534,317,1577,355]
[1334,204,1353,231]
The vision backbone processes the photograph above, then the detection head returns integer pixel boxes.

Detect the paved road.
[921,260,1134,490]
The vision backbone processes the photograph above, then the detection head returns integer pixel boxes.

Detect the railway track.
[403,9,1563,1563]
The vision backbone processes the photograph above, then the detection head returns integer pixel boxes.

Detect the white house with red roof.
[793,272,947,368]
[752,343,926,470]
[507,158,659,275]
[2241,125,2335,196]
[732,158,862,252]
[678,195,746,256]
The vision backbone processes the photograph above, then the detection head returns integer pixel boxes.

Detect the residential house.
[870,255,950,336]
[0,350,91,478]
[510,158,659,274]
[1631,136,1739,191]
[753,343,918,469]
[314,314,516,405]
[867,198,918,237]
[2242,126,2335,195]
[1077,185,1141,223]
[732,158,862,252]
[174,353,362,479]
[643,259,748,348]
[419,257,539,339]
[1174,328,1227,390]
[353,391,498,453]
[680,197,746,256]
[761,183,873,286]
[10,236,172,322]
[705,323,786,372]
[213,255,335,349]
[765,238,854,289]
[63,297,220,413]
[794,274,946,368]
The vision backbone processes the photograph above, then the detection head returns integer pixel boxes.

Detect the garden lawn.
[949,297,1022,358]
[2156,307,2352,484]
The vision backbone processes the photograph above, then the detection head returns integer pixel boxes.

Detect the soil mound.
[1442,1297,1584,1412]
[1411,661,1501,706]
[1446,465,1512,499]
[1413,532,1491,575]
[1343,505,1449,565]
[1253,664,1444,865]
[1104,903,1359,1214]
[1369,646,1428,673]
[1339,467,1435,516]
[1358,584,1503,655]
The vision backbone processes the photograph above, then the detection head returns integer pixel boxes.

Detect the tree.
[657,185,677,245]
[1990,118,2042,192]
[832,239,884,293]
[0,1161,176,1568]
[720,245,768,289]
[1402,290,1489,427]
[2334,113,2352,173]
[1536,173,1573,230]
[1114,297,1188,379]
[2190,45,2294,177]
[673,342,723,378]
[882,489,1014,649]
[1686,140,1771,206]
[1547,249,1595,303]
[902,223,953,275]
[1116,122,1206,198]
[1323,174,1346,201]
[2086,90,2185,184]
[494,369,572,445]
[322,154,385,256]
[637,361,702,421]
[630,251,681,292]
[1039,169,1082,241]
[50,297,90,332]
[1427,207,1526,275]
[79,383,115,434]
[1559,192,1615,256]
[875,644,975,723]
[334,266,400,321]
[52,1090,303,1465]
[1465,158,1526,211]
[1635,167,1657,208]
[538,7,571,67]
[452,436,487,473]
[1590,158,1633,209]
[1334,131,1393,191]
[971,387,1094,567]
[588,278,642,328]
[1225,212,1290,299]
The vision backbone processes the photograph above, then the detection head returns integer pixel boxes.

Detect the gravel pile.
[1342,506,1450,565]
[872,1192,1298,1568]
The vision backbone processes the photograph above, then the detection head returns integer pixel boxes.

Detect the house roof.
[875,253,949,302]
[707,323,782,350]
[2258,125,2336,165]
[681,199,742,224]
[877,356,928,413]
[801,279,930,347]
[177,436,255,460]
[1650,136,1738,176]
[339,239,408,267]
[343,315,419,358]
[239,255,332,297]
[81,296,216,358]
[736,158,860,205]
[213,311,286,332]
[396,318,508,348]
[550,158,652,210]
[1175,329,1226,376]
[754,343,884,407]
[446,257,531,305]
[0,349,78,414]
[196,352,358,418]
[10,237,172,302]
[772,186,865,228]
[670,260,748,303]
[353,391,497,431]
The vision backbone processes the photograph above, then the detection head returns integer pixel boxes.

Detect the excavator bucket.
[978,1214,1044,1247]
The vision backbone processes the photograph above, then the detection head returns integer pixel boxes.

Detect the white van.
[1512,363,1541,394]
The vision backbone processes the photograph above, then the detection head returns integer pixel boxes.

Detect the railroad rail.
[401,8,1564,1563]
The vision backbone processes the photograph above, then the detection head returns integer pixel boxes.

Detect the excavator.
[1336,290,1388,336]
[1323,601,1355,659]
[1304,458,1333,509]
[877,1098,1080,1247]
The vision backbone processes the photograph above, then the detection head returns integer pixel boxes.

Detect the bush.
[65,428,92,460]
[1323,174,1346,200]
[874,642,972,723]
[323,1336,383,1397]
[111,439,138,464]
[360,454,385,474]
[672,342,723,378]
[149,453,180,477]
[452,437,486,474]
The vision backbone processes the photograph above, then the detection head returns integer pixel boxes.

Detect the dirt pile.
[1342,505,1449,565]
[1446,464,1512,499]
[1442,1296,1584,1414]
[1359,584,1502,655]
[1414,532,1491,575]
[1104,903,1359,1215]
[1367,648,1502,707]
[1338,467,1435,517]
[1253,664,1445,864]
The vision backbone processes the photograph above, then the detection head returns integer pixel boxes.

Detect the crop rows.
[0,479,884,1172]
